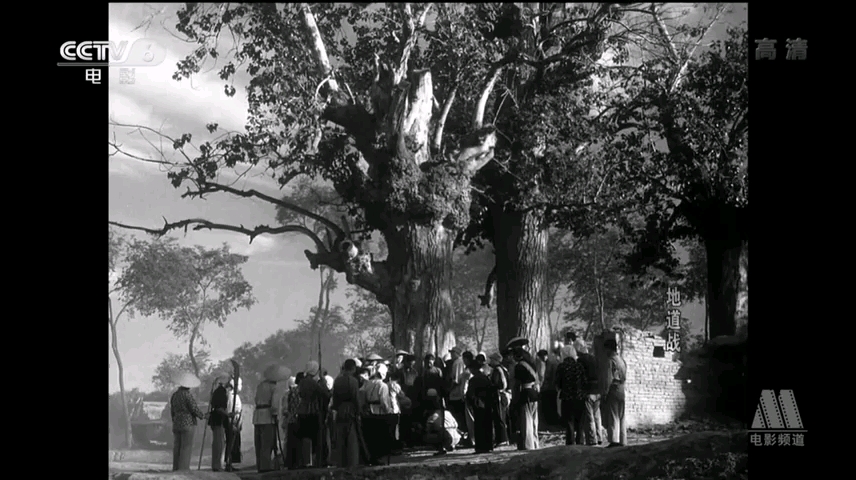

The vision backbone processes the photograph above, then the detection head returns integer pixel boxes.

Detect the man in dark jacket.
[573,339,603,445]
[209,377,230,471]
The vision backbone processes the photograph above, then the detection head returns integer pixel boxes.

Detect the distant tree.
[609,11,748,338]
[108,227,133,448]
[118,238,257,376]
[343,286,394,360]
[560,227,680,339]
[152,351,213,393]
[276,177,353,365]
[231,325,348,401]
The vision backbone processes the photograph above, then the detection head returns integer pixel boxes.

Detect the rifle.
[225,359,241,469]
[198,379,218,470]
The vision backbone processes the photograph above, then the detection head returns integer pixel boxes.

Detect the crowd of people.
[167,331,629,472]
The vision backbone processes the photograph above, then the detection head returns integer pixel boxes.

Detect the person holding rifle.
[224,378,243,471]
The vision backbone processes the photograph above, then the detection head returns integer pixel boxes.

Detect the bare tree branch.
[432,84,458,153]
[108,218,327,251]
[181,181,347,241]
[472,63,505,130]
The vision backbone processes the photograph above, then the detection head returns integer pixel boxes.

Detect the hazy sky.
[108,3,743,394]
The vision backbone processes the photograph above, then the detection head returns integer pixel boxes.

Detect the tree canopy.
[117,237,257,374]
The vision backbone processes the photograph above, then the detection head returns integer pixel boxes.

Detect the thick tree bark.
[704,236,742,339]
[109,297,133,448]
[492,208,550,352]
[385,223,456,362]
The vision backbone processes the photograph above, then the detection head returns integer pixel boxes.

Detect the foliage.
[231,323,348,402]
[151,351,213,393]
[611,24,749,274]
[162,3,501,234]
[342,286,393,359]
[652,453,748,480]
[117,237,257,374]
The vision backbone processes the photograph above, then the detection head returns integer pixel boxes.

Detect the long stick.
[198,380,217,470]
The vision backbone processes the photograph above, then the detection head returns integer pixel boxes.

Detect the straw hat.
[352,358,363,368]
[173,371,201,389]
[366,353,383,361]
[263,364,292,382]
[305,360,320,377]
[395,350,411,356]
[505,336,529,351]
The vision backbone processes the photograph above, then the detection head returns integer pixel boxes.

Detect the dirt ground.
[110,419,745,479]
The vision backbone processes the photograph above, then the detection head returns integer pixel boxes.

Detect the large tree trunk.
[493,208,550,352]
[386,223,457,363]
[109,297,133,448]
[704,236,742,339]
[297,5,498,368]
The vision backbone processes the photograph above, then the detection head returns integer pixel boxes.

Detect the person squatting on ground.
[423,389,460,456]
[296,361,331,468]
[509,338,540,450]
[465,356,496,453]
[555,345,586,445]
[573,339,603,445]
[603,338,627,447]
[170,372,207,471]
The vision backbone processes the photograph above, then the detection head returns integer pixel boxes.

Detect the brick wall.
[592,327,687,428]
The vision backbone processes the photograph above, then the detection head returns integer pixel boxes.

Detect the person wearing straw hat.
[169,371,207,471]
[506,337,540,450]
[254,364,290,472]
[365,353,383,377]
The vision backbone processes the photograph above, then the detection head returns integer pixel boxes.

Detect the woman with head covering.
[169,372,207,471]
[296,361,331,468]
[508,338,540,450]
[465,356,496,453]
[488,352,511,447]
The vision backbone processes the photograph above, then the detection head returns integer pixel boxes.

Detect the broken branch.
[472,63,505,130]
[432,84,458,153]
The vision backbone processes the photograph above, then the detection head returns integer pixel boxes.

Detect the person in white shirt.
[224,379,243,471]
[423,389,460,456]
